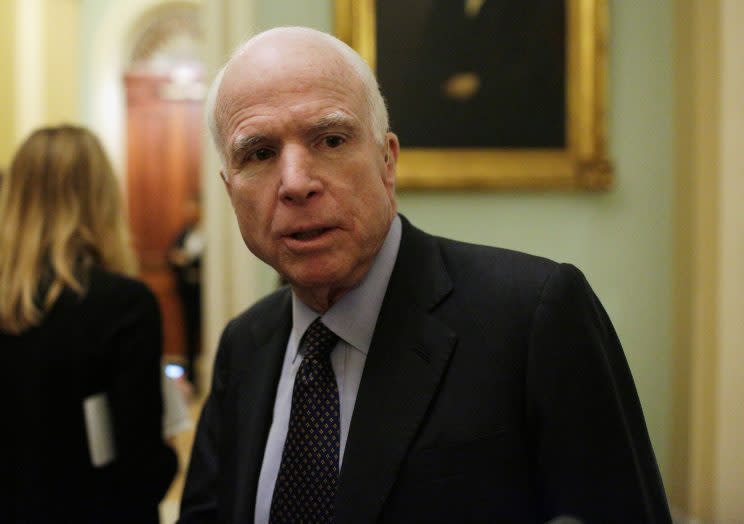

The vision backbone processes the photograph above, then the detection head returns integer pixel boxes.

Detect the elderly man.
[179,27,671,524]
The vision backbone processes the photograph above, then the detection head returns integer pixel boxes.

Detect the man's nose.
[278,145,322,204]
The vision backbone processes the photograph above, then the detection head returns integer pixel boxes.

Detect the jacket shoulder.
[399,215,559,289]
[86,268,158,310]
[435,234,560,291]
[42,268,159,325]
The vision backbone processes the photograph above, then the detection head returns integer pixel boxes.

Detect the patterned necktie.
[269,317,340,524]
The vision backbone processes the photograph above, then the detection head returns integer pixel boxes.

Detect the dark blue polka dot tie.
[269,317,340,524]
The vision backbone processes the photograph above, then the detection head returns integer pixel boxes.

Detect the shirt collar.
[291,214,402,361]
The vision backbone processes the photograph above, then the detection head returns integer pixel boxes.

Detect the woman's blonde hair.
[0,125,137,333]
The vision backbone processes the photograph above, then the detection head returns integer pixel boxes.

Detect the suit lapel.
[230,291,292,522]
[336,217,456,524]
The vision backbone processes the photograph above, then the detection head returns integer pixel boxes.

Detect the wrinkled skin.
[217,31,400,312]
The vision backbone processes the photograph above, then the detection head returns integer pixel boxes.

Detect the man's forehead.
[221,53,364,111]
[221,48,351,110]
[220,71,363,120]
[215,30,370,147]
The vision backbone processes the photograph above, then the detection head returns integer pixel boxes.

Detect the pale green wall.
[257,0,674,475]
[256,0,332,30]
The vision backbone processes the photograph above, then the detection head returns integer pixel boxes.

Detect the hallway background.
[1,1,741,522]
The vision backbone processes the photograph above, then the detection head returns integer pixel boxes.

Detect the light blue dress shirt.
[254,215,402,524]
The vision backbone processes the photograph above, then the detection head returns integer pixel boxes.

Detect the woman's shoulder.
[84,268,158,315]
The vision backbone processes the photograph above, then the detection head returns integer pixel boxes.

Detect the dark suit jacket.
[180,216,671,523]
[1,268,177,523]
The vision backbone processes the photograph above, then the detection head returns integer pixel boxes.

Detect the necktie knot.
[301,317,338,361]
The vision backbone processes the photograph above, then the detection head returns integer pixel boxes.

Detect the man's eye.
[250,148,275,161]
[323,135,345,148]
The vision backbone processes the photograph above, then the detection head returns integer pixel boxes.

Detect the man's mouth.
[291,227,331,241]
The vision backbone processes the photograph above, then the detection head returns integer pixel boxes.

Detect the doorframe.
[84,0,201,189]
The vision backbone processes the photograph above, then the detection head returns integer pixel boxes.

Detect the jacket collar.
[335,215,456,523]
[230,215,456,523]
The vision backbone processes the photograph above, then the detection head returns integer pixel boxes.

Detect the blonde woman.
[0,126,177,523]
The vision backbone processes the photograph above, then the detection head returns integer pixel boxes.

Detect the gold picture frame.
[334,0,612,190]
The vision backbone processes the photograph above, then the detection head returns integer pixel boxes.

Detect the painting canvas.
[335,0,612,189]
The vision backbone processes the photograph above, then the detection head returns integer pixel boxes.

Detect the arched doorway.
[123,4,205,382]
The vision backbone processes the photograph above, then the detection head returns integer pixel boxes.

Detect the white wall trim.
[200,0,261,390]
[713,0,744,521]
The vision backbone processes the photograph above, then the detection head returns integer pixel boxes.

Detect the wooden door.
[124,72,202,358]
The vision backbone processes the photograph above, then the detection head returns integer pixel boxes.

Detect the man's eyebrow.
[308,112,358,132]
[230,134,266,156]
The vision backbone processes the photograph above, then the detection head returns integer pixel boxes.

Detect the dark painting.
[375,0,566,149]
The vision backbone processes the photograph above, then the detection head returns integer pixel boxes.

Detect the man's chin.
[285,272,340,291]
[283,265,363,303]
[281,259,341,286]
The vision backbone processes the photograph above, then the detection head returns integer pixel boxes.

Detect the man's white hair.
[205,26,389,167]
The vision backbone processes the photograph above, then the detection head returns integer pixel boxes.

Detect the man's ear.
[382,132,400,195]
[384,131,400,172]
